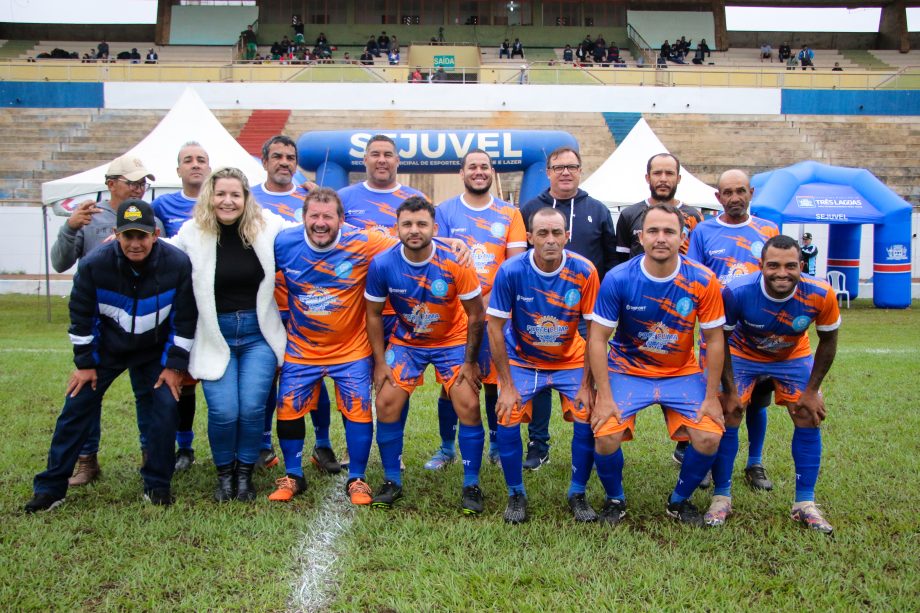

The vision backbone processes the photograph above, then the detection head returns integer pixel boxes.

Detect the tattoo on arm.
[464,320,484,363]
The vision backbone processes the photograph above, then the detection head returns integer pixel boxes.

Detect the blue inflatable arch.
[296,129,579,205]
[751,160,911,309]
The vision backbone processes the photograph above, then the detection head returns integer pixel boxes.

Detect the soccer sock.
[484,393,498,446]
[458,423,485,488]
[399,398,410,428]
[175,429,194,451]
[791,427,822,503]
[437,397,458,455]
[344,418,373,480]
[176,388,195,450]
[568,422,595,497]
[497,424,525,496]
[311,384,332,449]
[594,448,625,501]
[375,421,403,486]
[278,438,304,478]
[746,405,768,467]
[671,444,717,503]
[262,379,277,450]
[712,426,740,498]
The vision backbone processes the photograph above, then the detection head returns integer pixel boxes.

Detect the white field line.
[289,473,353,612]
[0,348,70,353]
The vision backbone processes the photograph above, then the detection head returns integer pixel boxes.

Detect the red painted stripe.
[827,259,860,267]
[873,264,912,273]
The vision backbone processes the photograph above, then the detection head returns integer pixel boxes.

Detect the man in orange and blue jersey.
[252,135,341,475]
[365,197,486,513]
[687,169,781,491]
[705,235,840,533]
[487,207,599,524]
[429,149,527,471]
[588,204,726,526]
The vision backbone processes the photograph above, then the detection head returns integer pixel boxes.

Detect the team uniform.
[615,199,704,264]
[486,250,599,503]
[151,191,196,238]
[340,181,427,237]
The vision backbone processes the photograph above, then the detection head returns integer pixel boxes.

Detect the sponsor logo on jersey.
[516,294,534,303]
[388,287,407,294]
[431,279,448,297]
[285,268,302,275]
[755,334,795,353]
[675,297,693,317]
[638,323,678,354]
[406,304,440,334]
[708,248,726,256]
[385,349,396,366]
[564,289,581,307]
[335,261,353,278]
[471,243,496,273]
[791,316,811,332]
[490,222,506,238]
[626,304,646,312]
[348,208,367,215]
[526,316,568,346]
[743,320,765,329]
[298,289,336,315]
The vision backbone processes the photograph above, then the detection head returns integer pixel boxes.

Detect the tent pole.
[42,204,51,323]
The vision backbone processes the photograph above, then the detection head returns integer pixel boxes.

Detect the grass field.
[2,294,918,611]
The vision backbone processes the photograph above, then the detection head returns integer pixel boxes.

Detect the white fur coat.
[172,209,289,380]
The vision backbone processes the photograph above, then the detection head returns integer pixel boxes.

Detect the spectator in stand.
[391,36,399,54]
[241,25,258,61]
[130,48,141,64]
[593,39,607,64]
[388,47,400,65]
[410,66,424,82]
[678,36,691,59]
[343,52,354,64]
[360,47,374,65]
[661,40,672,61]
[563,44,574,63]
[292,14,305,38]
[367,36,380,57]
[378,31,390,53]
[798,45,815,70]
[431,66,447,82]
[145,48,158,64]
[607,42,620,63]
[316,32,329,48]
[779,42,791,62]
[511,38,524,59]
[97,39,109,60]
[575,43,588,65]
[698,38,711,59]
[761,42,773,62]
[499,39,510,59]
[832,62,843,72]
[83,49,96,63]
[582,34,594,57]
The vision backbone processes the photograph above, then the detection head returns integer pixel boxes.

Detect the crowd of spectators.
[552,34,627,67]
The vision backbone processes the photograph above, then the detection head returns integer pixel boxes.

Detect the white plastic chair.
[826,270,850,308]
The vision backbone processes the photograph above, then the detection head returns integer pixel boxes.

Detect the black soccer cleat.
[310,446,342,474]
[567,493,598,523]
[744,464,774,491]
[666,497,704,527]
[371,480,403,509]
[24,493,65,514]
[461,484,484,515]
[143,487,174,507]
[598,498,627,525]
[503,493,528,524]
[522,442,549,471]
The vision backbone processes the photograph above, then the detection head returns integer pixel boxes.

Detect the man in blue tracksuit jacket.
[26,199,197,512]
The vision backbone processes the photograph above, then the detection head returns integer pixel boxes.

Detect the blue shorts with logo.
[732,354,813,406]
[387,343,466,394]
[277,357,373,423]
[498,364,587,426]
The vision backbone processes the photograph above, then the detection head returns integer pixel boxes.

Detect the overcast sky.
[1,1,918,31]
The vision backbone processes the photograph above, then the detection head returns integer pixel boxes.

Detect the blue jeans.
[201,310,277,466]
[33,358,178,498]
[79,397,150,455]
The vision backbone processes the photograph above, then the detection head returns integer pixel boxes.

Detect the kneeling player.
[706,235,840,533]
[588,204,726,526]
[488,207,599,524]
[365,197,487,513]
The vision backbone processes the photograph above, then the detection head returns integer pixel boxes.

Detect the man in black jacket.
[518,146,616,470]
[25,200,196,512]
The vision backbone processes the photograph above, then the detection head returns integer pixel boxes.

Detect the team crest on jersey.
[756,334,795,353]
[471,243,496,273]
[335,261,353,278]
[792,316,811,332]
[526,316,568,346]
[371,224,391,235]
[431,279,448,297]
[385,349,396,366]
[406,304,440,334]
[490,222,506,238]
[750,240,765,258]
[718,262,750,286]
[638,323,678,354]
[564,289,581,307]
[675,297,693,317]
[298,289,336,315]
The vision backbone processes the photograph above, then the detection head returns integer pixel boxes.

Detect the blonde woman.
[172,167,287,501]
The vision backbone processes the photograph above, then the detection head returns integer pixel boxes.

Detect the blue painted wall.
[782,90,919,116]
[0,82,103,108]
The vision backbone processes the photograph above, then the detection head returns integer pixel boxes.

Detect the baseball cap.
[106,155,155,182]
[116,199,156,234]
[803,232,813,240]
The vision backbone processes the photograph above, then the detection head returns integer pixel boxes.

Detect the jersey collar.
[460,194,494,211]
[399,243,435,266]
[528,249,567,277]
[260,183,297,197]
[639,255,680,282]
[759,274,796,303]
[716,215,753,229]
[362,181,402,194]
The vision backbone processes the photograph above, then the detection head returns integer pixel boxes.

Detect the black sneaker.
[503,492,528,524]
[598,498,627,525]
[672,440,689,465]
[143,488,174,507]
[310,446,341,474]
[567,493,598,523]
[666,497,704,527]
[257,447,279,470]
[744,464,774,491]
[698,470,712,489]
[371,480,403,509]
[24,493,64,514]
[174,448,195,472]
[461,484,484,515]
[522,442,549,471]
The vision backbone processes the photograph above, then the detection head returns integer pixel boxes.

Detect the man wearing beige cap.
[50,155,159,486]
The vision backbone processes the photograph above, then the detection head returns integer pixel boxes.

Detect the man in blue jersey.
[688,169,780,491]
[151,141,211,472]
[427,149,527,471]
[365,197,486,513]
[488,207,599,524]
[252,135,341,475]
[706,235,840,533]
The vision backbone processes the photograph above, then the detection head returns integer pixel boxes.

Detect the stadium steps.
[0,40,37,59]
[840,50,892,71]
[236,110,292,155]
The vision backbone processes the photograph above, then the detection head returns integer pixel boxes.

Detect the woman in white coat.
[173,167,287,501]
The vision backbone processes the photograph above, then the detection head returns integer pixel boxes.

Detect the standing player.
[428,148,527,470]
[800,233,818,275]
[688,169,780,490]
[705,235,840,532]
[252,135,340,474]
[488,208,599,524]
[151,141,211,472]
[365,197,486,513]
[588,204,726,526]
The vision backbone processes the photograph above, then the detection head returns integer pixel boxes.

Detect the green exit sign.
[433,55,455,71]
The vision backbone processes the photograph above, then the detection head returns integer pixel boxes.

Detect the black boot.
[235,462,256,502]
[214,462,235,502]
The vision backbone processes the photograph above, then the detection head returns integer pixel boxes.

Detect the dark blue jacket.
[68,239,196,371]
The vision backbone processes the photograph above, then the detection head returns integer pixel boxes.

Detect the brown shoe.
[68,454,101,487]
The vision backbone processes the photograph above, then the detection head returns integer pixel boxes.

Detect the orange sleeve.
[697,273,726,328]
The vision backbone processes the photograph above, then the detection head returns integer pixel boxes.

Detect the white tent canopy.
[43,87,266,213]
[581,118,721,212]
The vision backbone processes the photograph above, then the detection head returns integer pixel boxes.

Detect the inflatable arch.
[297,129,579,205]
[751,161,911,309]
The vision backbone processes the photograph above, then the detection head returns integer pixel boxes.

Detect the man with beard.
[614,153,703,265]
[365,197,486,513]
[426,149,527,470]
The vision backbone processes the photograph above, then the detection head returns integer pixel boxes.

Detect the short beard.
[650,186,677,203]
[464,179,492,196]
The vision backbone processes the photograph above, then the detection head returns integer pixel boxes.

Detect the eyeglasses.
[549,164,581,174]
[113,177,148,190]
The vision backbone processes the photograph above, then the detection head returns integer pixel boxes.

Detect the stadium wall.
[169,6,260,45]
[0,81,102,108]
[781,90,920,116]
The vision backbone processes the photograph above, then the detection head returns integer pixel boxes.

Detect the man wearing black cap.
[801,233,818,275]
[25,199,197,512]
